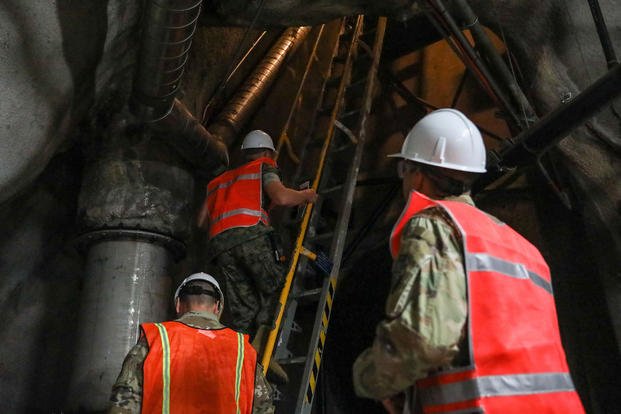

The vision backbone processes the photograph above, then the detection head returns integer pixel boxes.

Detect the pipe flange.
[74,228,186,261]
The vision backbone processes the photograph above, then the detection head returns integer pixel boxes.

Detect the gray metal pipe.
[132,0,202,121]
[452,0,537,127]
[149,98,229,172]
[422,0,523,129]
[476,64,621,191]
[130,0,229,172]
[496,64,621,165]
[208,26,312,147]
[587,0,619,69]
[66,237,174,411]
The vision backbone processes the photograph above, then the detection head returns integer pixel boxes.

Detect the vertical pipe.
[66,239,173,411]
[422,0,523,129]
[586,0,619,69]
[452,0,537,126]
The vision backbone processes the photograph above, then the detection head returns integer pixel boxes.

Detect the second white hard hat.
[388,108,487,173]
[174,272,224,312]
[241,130,276,152]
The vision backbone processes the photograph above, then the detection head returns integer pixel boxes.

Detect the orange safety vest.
[141,321,257,414]
[390,191,584,414]
[205,157,277,239]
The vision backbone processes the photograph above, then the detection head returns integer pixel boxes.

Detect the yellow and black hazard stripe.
[305,276,337,405]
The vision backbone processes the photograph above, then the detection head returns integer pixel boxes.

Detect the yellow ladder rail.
[261,16,365,373]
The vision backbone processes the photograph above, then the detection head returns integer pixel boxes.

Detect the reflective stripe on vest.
[206,157,276,238]
[154,323,171,414]
[210,208,270,229]
[206,173,262,195]
[420,372,575,407]
[235,332,244,414]
[465,252,553,294]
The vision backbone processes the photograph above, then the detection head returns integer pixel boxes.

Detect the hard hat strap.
[178,284,221,302]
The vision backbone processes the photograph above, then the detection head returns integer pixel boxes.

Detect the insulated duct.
[132,0,201,121]
[208,26,312,147]
[131,0,228,171]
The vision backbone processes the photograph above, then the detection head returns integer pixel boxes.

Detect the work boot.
[267,359,289,385]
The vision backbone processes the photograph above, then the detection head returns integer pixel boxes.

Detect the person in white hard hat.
[108,272,275,414]
[352,109,584,414]
[197,130,316,382]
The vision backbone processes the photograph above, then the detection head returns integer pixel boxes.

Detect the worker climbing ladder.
[261,15,387,414]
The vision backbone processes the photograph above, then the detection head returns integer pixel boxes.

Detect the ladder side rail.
[261,16,364,373]
[295,17,388,414]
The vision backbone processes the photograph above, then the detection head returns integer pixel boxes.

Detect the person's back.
[392,191,582,413]
[108,273,274,414]
[353,109,584,413]
[197,130,316,342]
[142,320,256,413]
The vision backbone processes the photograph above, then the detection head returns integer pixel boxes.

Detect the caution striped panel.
[305,277,337,404]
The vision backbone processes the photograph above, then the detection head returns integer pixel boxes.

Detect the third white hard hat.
[388,108,487,173]
[241,130,276,152]
[174,272,224,311]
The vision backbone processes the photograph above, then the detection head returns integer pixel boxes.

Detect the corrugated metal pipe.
[208,26,312,147]
[131,0,229,171]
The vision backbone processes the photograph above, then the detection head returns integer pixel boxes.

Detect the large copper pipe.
[208,26,311,147]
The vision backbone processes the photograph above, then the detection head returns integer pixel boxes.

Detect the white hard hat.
[241,130,276,152]
[388,109,486,173]
[174,272,224,312]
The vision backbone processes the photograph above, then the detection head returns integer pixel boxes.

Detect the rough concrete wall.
[0,1,139,205]
[0,150,84,413]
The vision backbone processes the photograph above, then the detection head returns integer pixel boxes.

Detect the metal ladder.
[260,15,387,414]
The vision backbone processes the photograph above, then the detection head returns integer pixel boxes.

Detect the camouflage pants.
[213,234,286,337]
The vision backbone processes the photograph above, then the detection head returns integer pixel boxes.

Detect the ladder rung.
[279,356,307,365]
[319,105,335,116]
[293,288,322,300]
[321,184,344,195]
[348,77,367,88]
[358,40,374,57]
[339,108,361,119]
[307,232,333,243]
[326,76,342,87]
[362,27,377,36]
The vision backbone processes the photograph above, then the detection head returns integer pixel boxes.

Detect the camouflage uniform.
[208,165,286,336]
[353,194,474,402]
[108,311,274,414]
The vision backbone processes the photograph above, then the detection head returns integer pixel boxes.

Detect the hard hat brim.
[387,152,487,173]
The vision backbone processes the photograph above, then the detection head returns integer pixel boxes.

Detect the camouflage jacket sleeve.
[108,335,148,414]
[253,363,275,414]
[353,209,468,400]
